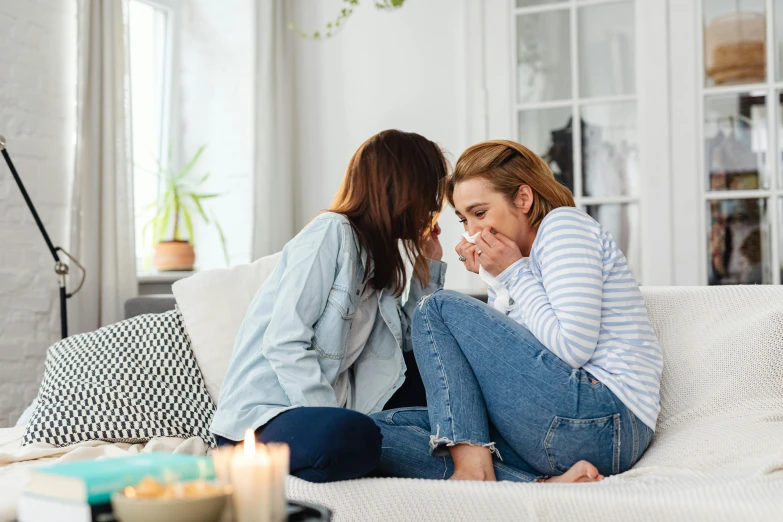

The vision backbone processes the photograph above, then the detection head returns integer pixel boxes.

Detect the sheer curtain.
[69,0,136,334]
[252,0,295,259]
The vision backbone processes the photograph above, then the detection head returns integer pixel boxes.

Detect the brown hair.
[329,130,448,296]
[447,140,575,229]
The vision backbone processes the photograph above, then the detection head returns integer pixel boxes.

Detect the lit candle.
[210,430,290,522]
[230,430,272,522]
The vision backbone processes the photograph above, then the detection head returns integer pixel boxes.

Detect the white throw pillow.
[172,253,281,402]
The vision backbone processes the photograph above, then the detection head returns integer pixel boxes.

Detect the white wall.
[288,0,483,291]
[0,0,77,427]
[175,0,254,270]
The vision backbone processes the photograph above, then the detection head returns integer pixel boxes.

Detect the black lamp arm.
[0,135,85,339]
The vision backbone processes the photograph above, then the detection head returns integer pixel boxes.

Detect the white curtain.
[69,0,136,334]
[252,0,295,259]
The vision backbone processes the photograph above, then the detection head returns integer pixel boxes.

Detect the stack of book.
[17,453,214,522]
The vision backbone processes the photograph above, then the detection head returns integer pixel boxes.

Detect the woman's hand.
[423,223,443,261]
[455,238,480,274]
[474,228,523,277]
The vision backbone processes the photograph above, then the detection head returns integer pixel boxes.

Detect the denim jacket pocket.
[312,287,355,359]
[544,414,621,476]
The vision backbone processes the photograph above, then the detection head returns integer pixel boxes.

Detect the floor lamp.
[0,135,86,339]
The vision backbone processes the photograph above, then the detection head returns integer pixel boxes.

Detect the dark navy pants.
[214,350,426,483]
[215,406,382,483]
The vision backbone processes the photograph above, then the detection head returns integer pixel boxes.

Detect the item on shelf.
[705,12,766,85]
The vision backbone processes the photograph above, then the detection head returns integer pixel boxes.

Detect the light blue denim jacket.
[210,212,447,441]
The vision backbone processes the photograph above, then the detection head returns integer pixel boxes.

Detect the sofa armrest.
[124,295,177,319]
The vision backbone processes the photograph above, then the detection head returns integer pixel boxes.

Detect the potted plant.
[143,145,229,271]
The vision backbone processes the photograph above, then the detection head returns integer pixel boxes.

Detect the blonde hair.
[447,140,575,229]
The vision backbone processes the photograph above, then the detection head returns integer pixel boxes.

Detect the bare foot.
[448,444,497,481]
[545,461,604,483]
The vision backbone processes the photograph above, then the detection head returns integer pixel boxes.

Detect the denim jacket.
[210,212,447,441]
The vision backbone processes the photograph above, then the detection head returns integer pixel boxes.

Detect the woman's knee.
[313,411,382,472]
[416,290,481,319]
[413,289,460,331]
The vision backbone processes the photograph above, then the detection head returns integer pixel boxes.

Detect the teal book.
[23,453,215,505]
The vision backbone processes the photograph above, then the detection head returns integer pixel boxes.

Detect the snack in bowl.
[111,477,232,522]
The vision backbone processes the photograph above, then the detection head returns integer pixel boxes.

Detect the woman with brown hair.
[373,140,662,483]
[210,129,449,483]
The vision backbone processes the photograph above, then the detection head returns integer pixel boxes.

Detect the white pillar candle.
[231,430,272,522]
[267,443,290,522]
[211,430,290,522]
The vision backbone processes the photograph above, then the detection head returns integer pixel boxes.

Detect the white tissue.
[463,231,513,313]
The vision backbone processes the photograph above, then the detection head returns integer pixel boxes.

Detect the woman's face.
[452,178,533,250]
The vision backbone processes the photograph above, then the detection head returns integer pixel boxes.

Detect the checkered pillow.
[23,309,216,448]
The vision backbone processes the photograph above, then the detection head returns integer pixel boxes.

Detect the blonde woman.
[372,140,662,483]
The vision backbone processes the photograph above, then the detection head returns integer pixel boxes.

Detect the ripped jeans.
[371,290,653,482]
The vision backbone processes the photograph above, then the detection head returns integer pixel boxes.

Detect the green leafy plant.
[288,0,406,39]
[142,145,229,266]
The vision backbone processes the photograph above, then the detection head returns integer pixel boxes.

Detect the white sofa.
[2,286,782,521]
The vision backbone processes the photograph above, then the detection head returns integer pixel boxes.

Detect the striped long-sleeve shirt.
[489,207,663,430]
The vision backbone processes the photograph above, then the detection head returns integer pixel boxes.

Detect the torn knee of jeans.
[428,425,503,461]
[569,369,580,383]
[536,351,545,362]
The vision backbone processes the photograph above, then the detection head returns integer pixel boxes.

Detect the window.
[128,0,172,271]
[512,0,641,278]
[699,0,779,285]
[666,0,783,285]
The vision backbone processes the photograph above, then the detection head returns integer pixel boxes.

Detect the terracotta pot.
[153,241,195,271]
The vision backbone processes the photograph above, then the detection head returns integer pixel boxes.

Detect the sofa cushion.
[172,253,281,403]
[23,309,215,447]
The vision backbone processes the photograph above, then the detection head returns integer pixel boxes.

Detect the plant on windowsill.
[142,145,229,272]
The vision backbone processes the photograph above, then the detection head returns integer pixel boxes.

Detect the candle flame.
[243,429,256,458]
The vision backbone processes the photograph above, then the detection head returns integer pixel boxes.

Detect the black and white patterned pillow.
[23,309,216,448]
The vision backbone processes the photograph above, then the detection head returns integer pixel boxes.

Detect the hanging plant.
[288,0,406,39]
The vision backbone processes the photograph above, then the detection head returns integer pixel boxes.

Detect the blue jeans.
[214,407,381,483]
[371,290,653,482]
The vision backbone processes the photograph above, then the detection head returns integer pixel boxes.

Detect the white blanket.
[286,466,783,521]
[286,286,783,520]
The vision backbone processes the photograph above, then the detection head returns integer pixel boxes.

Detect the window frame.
[128,0,179,273]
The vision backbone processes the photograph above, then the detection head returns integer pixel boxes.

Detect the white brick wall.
[0,0,77,427]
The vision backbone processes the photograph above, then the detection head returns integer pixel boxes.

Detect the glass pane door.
[699,0,781,285]
[513,0,640,278]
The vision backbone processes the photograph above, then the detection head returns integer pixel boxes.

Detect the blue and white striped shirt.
[490,207,662,430]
